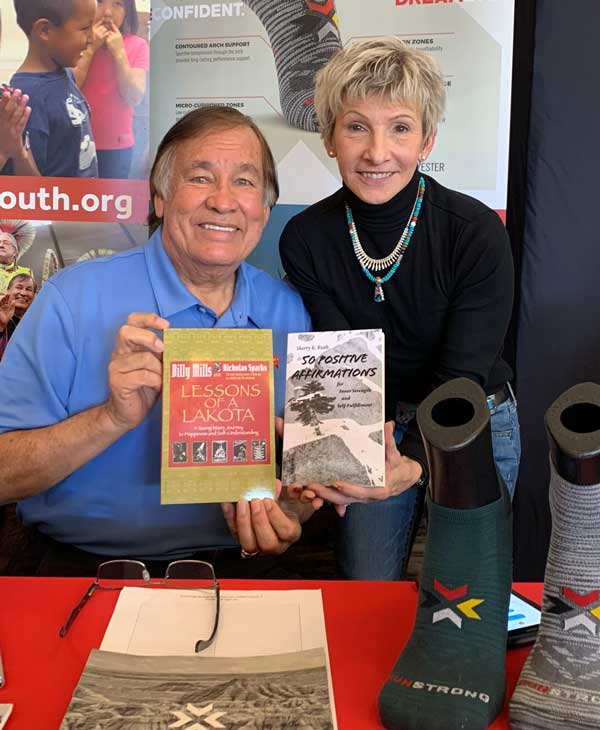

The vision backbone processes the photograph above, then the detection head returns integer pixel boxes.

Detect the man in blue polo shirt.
[0,107,312,574]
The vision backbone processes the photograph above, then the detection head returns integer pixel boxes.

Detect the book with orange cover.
[161,328,276,504]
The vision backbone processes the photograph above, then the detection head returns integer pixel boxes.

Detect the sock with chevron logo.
[510,464,600,730]
[378,486,512,730]
[245,0,342,131]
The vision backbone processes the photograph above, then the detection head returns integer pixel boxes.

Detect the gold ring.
[240,547,260,559]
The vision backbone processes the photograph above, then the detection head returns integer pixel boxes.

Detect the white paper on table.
[100,588,325,656]
[100,588,337,727]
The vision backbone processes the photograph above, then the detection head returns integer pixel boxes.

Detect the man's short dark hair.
[14,0,74,36]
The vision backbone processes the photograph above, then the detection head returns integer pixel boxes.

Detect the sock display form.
[245,0,342,131]
[510,382,600,730]
[378,378,513,730]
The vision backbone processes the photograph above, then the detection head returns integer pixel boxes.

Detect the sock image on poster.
[510,466,600,730]
[378,488,513,730]
[245,0,342,131]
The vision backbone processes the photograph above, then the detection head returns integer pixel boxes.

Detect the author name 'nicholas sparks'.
[171,361,268,379]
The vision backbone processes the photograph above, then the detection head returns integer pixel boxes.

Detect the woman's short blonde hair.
[315,37,446,144]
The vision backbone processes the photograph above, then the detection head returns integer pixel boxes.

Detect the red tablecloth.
[0,579,541,729]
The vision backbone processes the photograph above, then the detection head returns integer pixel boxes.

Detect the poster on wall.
[149,0,515,275]
[0,0,151,295]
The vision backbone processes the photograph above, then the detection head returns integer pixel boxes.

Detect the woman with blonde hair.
[280,37,519,582]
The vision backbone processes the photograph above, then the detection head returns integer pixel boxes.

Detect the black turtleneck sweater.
[279,170,514,469]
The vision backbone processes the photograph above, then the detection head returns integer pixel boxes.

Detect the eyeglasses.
[59,559,220,653]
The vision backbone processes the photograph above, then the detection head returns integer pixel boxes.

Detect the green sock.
[510,465,600,730]
[378,488,512,730]
[245,0,342,131]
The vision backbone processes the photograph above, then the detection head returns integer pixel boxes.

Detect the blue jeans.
[337,397,521,580]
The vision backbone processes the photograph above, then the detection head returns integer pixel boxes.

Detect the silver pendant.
[374,278,385,303]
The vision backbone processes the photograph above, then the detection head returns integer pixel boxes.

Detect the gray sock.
[510,462,600,730]
[245,0,342,131]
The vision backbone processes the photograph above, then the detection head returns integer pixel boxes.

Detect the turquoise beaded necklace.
[345,175,426,302]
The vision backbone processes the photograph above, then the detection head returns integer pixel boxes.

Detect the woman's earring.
[328,150,336,158]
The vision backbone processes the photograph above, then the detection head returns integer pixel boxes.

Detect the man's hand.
[221,480,311,556]
[293,421,423,515]
[104,312,169,433]
[0,88,31,164]
[0,293,15,331]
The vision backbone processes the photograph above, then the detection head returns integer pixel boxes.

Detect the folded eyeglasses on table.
[59,559,220,653]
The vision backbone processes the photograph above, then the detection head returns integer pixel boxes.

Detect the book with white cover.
[282,329,385,487]
[60,649,335,730]
[99,587,338,728]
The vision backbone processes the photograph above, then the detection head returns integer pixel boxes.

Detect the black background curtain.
[505,0,537,372]
[510,0,600,579]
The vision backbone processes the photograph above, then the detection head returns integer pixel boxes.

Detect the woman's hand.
[293,421,423,515]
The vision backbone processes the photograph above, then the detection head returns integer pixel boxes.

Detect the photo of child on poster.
[75,0,150,180]
[0,0,149,181]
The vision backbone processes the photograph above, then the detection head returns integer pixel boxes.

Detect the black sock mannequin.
[545,381,600,486]
[416,377,501,508]
[379,377,512,730]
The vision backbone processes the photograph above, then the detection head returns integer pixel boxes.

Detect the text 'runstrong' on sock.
[510,465,600,730]
[245,0,342,131]
[378,489,512,730]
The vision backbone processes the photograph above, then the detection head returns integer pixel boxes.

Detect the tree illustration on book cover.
[288,381,336,437]
[282,329,385,487]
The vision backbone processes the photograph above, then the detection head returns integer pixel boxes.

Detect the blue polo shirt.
[0,230,311,559]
